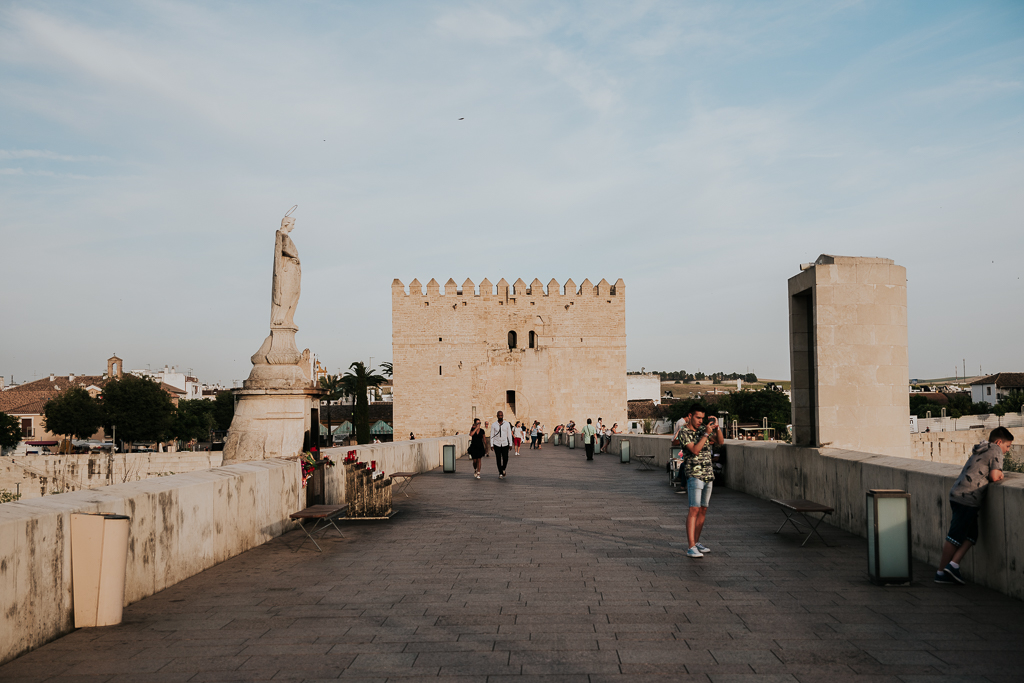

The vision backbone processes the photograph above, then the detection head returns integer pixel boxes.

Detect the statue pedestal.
[222,387,322,465]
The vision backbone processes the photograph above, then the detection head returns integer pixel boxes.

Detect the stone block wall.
[0,459,298,666]
[0,435,467,666]
[723,441,1024,598]
[909,427,1024,465]
[0,451,224,499]
[609,434,1024,599]
[788,255,910,457]
[392,277,627,439]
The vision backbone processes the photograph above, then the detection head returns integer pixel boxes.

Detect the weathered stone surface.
[392,277,627,439]
[3,443,1023,680]
[789,255,910,458]
[0,436,467,667]
[223,211,321,464]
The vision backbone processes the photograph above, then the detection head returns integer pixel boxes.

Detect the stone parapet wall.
[608,433,673,467]
[321,435,469,504]
[909,427,1024,465]
[609,434,1024,599]
[725,441,1023,599]
[0,436,465,666]
[0,459,298,667]
[0,451,224,499]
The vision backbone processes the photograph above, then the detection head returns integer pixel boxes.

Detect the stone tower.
[106,355,123,379]
[788,255,910,457]
[392,277,627,439]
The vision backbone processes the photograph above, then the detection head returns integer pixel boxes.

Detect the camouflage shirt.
[679,426,715,482]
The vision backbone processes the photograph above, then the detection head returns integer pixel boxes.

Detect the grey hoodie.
[949,441,1004,507]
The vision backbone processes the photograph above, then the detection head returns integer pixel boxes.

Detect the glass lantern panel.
[876,497,909,578]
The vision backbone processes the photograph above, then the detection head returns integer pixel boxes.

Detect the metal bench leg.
[775,510,804,535]
[293,519,324,553]
[799,513,831,548]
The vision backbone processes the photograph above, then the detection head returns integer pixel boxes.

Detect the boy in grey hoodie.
[934,426,1014,584]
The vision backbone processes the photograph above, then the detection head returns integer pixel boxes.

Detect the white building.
[627,373,662,405]
[971,373,1024,406]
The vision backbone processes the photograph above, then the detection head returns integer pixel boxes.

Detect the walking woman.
[469,418,486,479]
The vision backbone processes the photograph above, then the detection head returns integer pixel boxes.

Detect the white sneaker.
[695,543,711,553]
[499,474,505,479]
[686,546,704,558]
[474,473,480,479]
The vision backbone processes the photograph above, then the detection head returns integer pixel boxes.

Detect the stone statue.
[248,207,310,378]
[271,212,301,329]
[223,207,321,465]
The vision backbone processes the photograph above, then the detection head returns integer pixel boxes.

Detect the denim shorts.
[946,500,979,547]
[687,477,713,508]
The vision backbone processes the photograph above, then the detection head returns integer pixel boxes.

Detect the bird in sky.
[458,118,464,120]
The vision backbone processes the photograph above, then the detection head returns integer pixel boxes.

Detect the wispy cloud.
[0,149,111,161]
[0,0,1021,383]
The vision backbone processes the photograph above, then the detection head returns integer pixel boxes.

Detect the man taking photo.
[675,404,724,558]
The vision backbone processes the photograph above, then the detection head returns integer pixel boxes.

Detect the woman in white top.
[513,422,524,456]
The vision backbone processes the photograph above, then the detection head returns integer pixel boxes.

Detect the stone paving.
[3,444,1024,682]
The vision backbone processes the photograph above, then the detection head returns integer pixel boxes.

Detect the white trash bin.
[71,513,131,627]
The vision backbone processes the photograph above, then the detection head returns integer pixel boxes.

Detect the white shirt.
[491,420,514,447]
[513,426,523,439]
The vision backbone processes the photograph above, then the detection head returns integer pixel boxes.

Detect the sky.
[1,0,1022,386]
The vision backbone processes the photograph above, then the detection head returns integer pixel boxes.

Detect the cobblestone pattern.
[2,444,1022,682]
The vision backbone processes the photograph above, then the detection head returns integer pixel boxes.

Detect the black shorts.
[946,500,980,548]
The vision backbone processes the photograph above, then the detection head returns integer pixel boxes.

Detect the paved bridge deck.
[3,444,1022,682]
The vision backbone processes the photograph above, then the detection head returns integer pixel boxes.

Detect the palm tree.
[318,374,346,445]
[342,362,387,445]
[380,361,393,379]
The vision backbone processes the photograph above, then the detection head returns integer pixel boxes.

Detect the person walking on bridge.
[582,418,597,460]
[490,411,514,479]
[468,419,486,479]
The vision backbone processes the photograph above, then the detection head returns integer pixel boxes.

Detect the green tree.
[0,412,21,450]
[999,389,1024,414]
[716,388,792,434]
[169,399,216,448]
[43,387,104,444]
[380,361,393,379]
[211,391,235,431]
[101,374,175,451]
[318,374,346,444]
[342,362,386,444]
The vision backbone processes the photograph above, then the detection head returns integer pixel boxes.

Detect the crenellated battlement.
[392,277,624,297]
[392,274,627,440]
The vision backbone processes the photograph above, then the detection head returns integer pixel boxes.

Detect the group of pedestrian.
[467,411,518,480]
[464,405,1016,590]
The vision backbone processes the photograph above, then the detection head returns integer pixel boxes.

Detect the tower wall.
[788,255,910,458]
[392,278,627,439]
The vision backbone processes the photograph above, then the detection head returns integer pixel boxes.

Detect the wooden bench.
[770,499,834,547]
[390,472,416,498]
[289,504,347,552]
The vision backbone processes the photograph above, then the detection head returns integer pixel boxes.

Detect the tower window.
[439,366,442,375]
[506,390,516,414]
[529,331,536,348]
[508,331,517,349]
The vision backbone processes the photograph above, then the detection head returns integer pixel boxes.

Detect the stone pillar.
[788,255,910,458]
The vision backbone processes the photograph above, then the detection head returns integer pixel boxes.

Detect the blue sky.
[1,1,1022,385]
